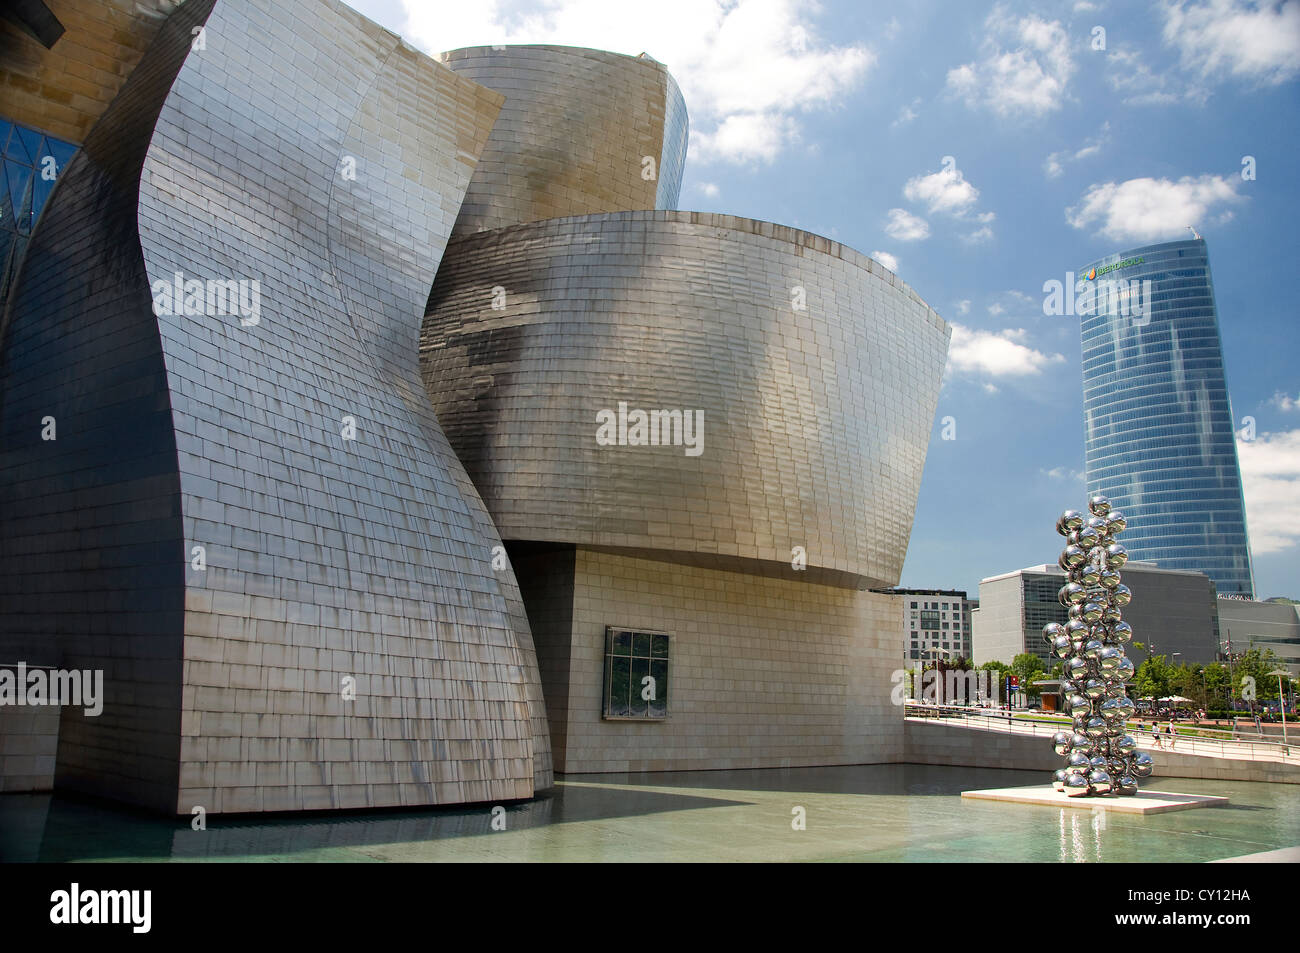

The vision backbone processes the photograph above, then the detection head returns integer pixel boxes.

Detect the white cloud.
[693,112,798,163]
[902,159,996,240]
[1041,466,1085,481]
[1163,0,1300,86]
[946,324,1066,378]
[1066,174,1242,242]
[956,299,971,315]
[1267,391,1300,412]
[1044,121,1110,178]
[884,207,931,241]
[871,250,899,272]
[699,181,720,197]
[987,303,1005,316]
[892,98,921,127]
[1103,48,1211,106]
[946,8,1075,117]
[399,0,875,165]
[905,164,980,216]
[1238,428,1300,554]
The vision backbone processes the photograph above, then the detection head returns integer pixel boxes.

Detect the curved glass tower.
[1078,237,1254,597]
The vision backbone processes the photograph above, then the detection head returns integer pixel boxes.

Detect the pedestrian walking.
[1151,723,1161,749]
[1165,722,1175,750]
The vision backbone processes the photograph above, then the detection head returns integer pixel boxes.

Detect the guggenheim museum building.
[0,0,949,814]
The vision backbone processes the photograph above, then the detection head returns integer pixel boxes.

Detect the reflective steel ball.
[1105,543,1128,569]
[1065,772,1091,796]
[1059,582,1087,607]
[1060,545,1087,570]
[1066,693,1091,716]
[1089,496,1111,517]
[1059,510,1085,534]
[1088,769,1113,795]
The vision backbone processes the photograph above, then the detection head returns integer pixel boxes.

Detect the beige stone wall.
[549,548,903,773]
[905,719,1300,784]
[0,0,183,144]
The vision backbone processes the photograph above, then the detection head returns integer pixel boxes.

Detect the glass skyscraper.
[1077,237,1255,598]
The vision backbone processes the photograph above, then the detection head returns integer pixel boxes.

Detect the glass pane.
[632,632,651,658]
[650,659,668,717]
[606,655,630,717]
[32,152,55,219]
[4,125,30,162]
[45,138,77,169]
[4,161,32,236]
[16,127,44,166]
[651,633,669,658]
[611,628,631,655]
[628,657,649,717]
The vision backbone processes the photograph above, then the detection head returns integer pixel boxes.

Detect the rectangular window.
[910,602,917,609]
[603,627,669,720]
[920,610,940,631]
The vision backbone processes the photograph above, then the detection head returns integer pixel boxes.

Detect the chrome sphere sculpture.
[1043,494,1148,796]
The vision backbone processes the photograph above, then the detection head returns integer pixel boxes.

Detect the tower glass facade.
[1078,238,1254,597]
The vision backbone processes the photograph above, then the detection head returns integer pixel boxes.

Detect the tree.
[1202,661,1231,708]
[1011,653,1046,699]
[1135,654,1176,712]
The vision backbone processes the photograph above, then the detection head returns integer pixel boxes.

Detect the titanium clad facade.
[422,211,950,589]
[1079,239,1255,597]
[0,0,552,812]
[440,45,688,236]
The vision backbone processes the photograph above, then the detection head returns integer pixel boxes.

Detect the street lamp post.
[1270,670,1290,748]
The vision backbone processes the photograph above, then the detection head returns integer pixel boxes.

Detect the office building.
[973,562,1218,668]
[1078,238,1254,597]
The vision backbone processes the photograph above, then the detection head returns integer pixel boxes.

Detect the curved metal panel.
[422,211,950,589]
[441,45,688,236]
[1,0,554,812]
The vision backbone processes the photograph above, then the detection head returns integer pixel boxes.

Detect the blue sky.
[349,0,1300,599]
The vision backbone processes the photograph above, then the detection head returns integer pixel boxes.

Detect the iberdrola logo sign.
[1044,255,1152,324]
[1082,256,1144,280]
